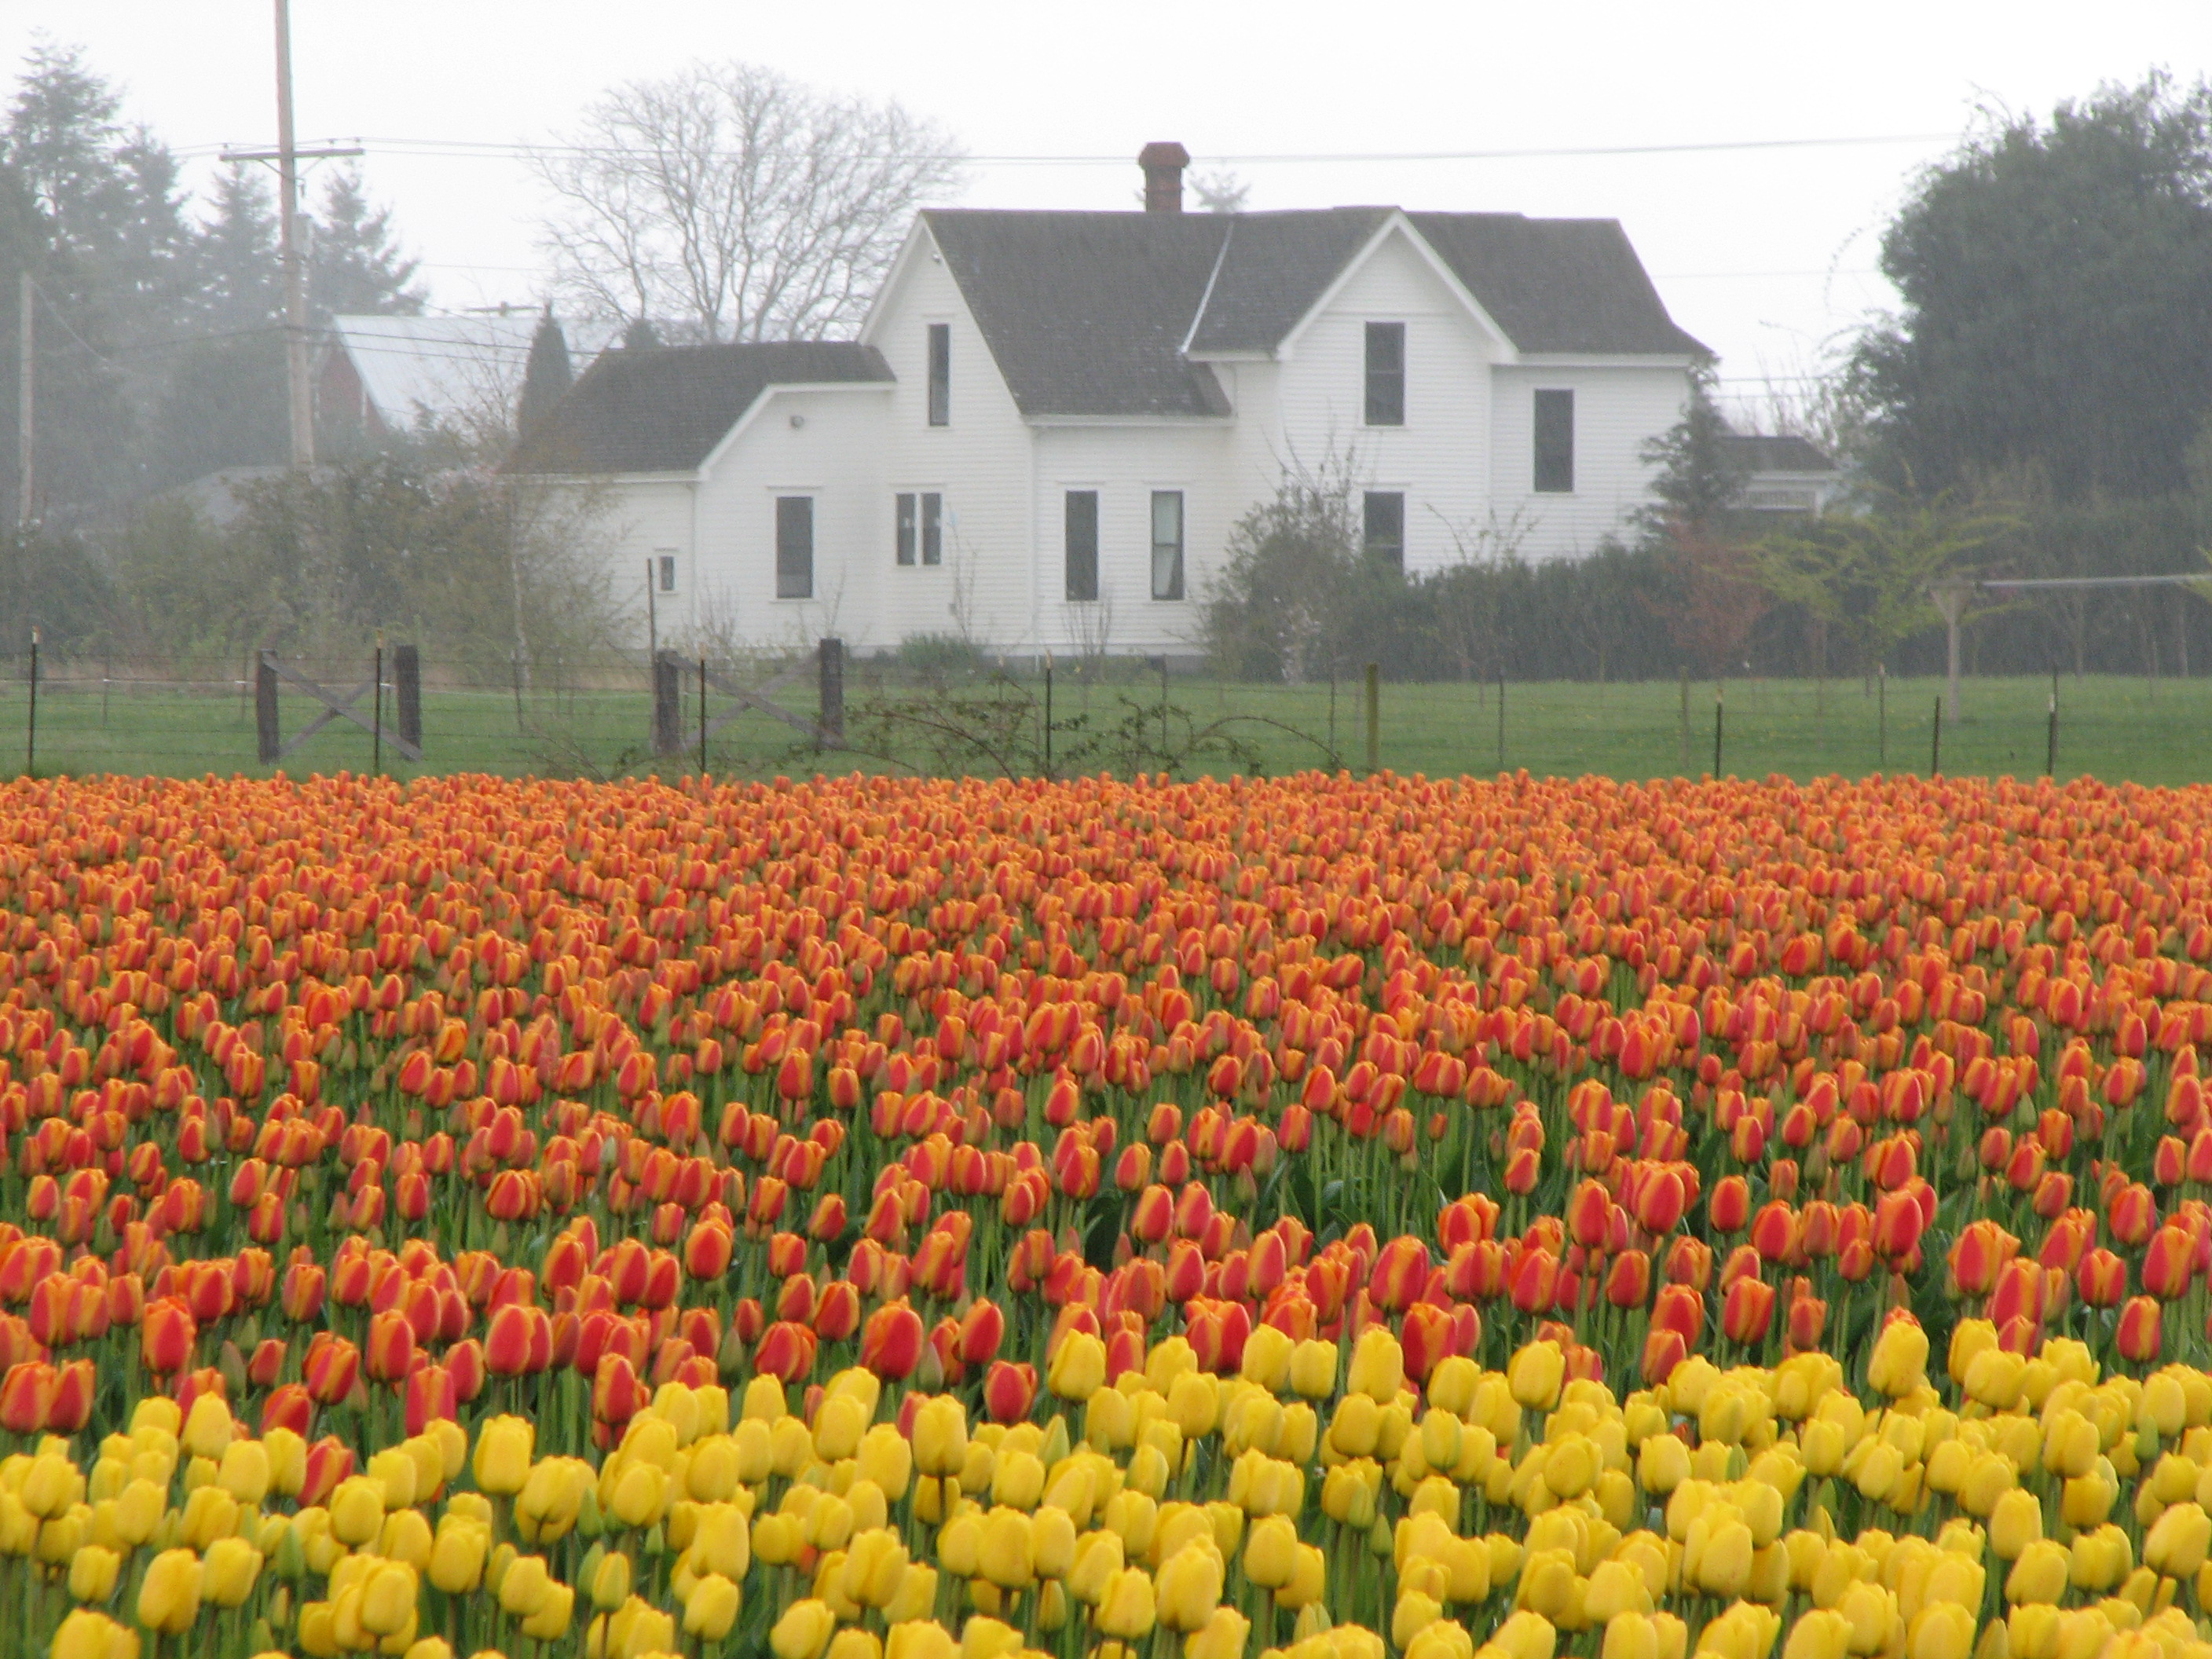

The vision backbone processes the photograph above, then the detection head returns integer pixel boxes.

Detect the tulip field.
[10,767,2212,1659]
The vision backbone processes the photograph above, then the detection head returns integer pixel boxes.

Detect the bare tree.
[534,63,963,342]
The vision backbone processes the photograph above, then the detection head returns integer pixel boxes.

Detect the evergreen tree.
[622,317,661,351]
[1635,368,1748,545]
[306,166,423,319]
[517,308,573,434]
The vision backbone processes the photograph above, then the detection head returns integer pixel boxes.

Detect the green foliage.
[105,456,620,672]
[1199,449,1364,682]
[1636,368,1746,544]
[0,522,113,655]
[1753,492,2021,674]
[1855,73,2212,499]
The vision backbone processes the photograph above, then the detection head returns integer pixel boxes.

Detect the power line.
[178,130,1956,168]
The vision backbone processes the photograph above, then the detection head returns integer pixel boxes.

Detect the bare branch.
[533,63,964,342]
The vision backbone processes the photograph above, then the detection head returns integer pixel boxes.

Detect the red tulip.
[0,1363,53,1436]
[593,1351,646,1427]
[859,1302,925,1381]
[2076,1247,2127,1308]
[1708,1177,1750,1234]
[2143,1223,2196,1300]
[364,1309,415,1384]
[299,1435,354,1507]
[1642,1327,1688,1388]
[2118,1295,2163,1364]
[141,1297,195,1375]
[1722,1276,1776,1346]
[754,1320,816,1383]
[1369,1237,1430,1314]
[406,1363,457,1436]
[958,1298,1005,1368]
[303,1333,361,1404]
[983,1360,1037,1423]
[1605,1250,1652,1310]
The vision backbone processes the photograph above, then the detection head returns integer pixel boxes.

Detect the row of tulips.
[3,766,2212,1654]
[30,1320,2212,1659]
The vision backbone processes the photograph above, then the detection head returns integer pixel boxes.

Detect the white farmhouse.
[508,145,1709,657]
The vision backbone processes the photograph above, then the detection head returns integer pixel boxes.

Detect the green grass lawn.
[0,670,2201,786]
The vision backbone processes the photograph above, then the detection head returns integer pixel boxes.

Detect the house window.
[775,496,813,599]
[1064,490,1099,602]
[655,551,678,592]
[1364,322,1404,426]
[1533,389,1575,493]
[1363,492,1404,570]
[895,493,943,566]
[927,324,950,427]
[1151,491,1185,600]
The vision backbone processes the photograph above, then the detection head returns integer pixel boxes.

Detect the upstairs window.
[655,551,678,592]
[1533,389,1575,493]
[927,324,950,426]
[775,496,814,599]
[1151,491,1185,600]
[1363,491,1404,570]
[1364,322,1404,426]
[895,493,944,566]
[1064,491,1099,602]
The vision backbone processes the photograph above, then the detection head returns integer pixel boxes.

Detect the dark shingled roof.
[1406,213,1711,358]
[505,341,892,474]
[1719,432,1839,474]
[924,206,1708,419]
[924,210,1236,419]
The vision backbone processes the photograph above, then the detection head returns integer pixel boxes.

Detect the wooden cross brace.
[268,656,423,763]
[698,659,834,748]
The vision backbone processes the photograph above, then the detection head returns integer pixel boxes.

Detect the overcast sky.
[6,0,2205,424]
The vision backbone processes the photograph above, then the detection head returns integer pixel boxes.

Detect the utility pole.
[222,6,359,471]
[16,272,31,526]
[273,0,312,470]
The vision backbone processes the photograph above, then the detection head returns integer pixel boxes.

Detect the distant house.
[319,312,621,438]
[1719,430,1844,515]
[508,144,1712,657]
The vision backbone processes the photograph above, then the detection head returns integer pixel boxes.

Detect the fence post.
[651,652,682,756]
[372,634,383,775]
[1363,663,1379,775]
[1496,666,1505,773]
[1931,697,1942,778]
[255,650,280,765]
[698,656,709,776]
[24,626,37,779]
[394,644,422,752]
[2046,668,2058,779]
[818,636,844,749]
[1678,667,1689,775]
[1712,684,1724,777]
[1042,653,1053,779]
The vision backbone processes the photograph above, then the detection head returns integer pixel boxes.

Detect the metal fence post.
[1712,684,1724,777]
[394,644,422,753]
[1364,663,1379,774]
[818,636,844,749]
[255,650,280,765]
[24,625,37,778]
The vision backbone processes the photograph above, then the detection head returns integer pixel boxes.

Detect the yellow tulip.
[1048,1333,1106,1403]
[498,1552,551,1617]
[1508,1341,1566,1411]
[960,1615,1023,1659]
[979,1506,1034,1589]
[771,1598,838,1659]
[2146,1500,2212,1578]
[429,1515,489,1595]
[201,1536,262,1609]
[1094,1566,1156,1639]
[328,1474,385,1547]
[1868,1320,1930,1398]
[135,1547,201,1635]
[684,1573,741,1640]
[51,1610,137,1659]
[360,1560,417,1637]
[1156,1540,1225,1632]
[66,1544,119,1606]
[521,1580,574,1642]
[473,1415,534,1496]
[1288,1339,1339,1399]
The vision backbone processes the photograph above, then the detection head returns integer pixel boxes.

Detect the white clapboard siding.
[1489,364,1692,561]
[1273,225,1504,573]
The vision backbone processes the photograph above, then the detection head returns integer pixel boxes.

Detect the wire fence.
[0,646,2207,786]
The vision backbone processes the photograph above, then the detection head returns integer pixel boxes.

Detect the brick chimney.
[1138,142,1189,214]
